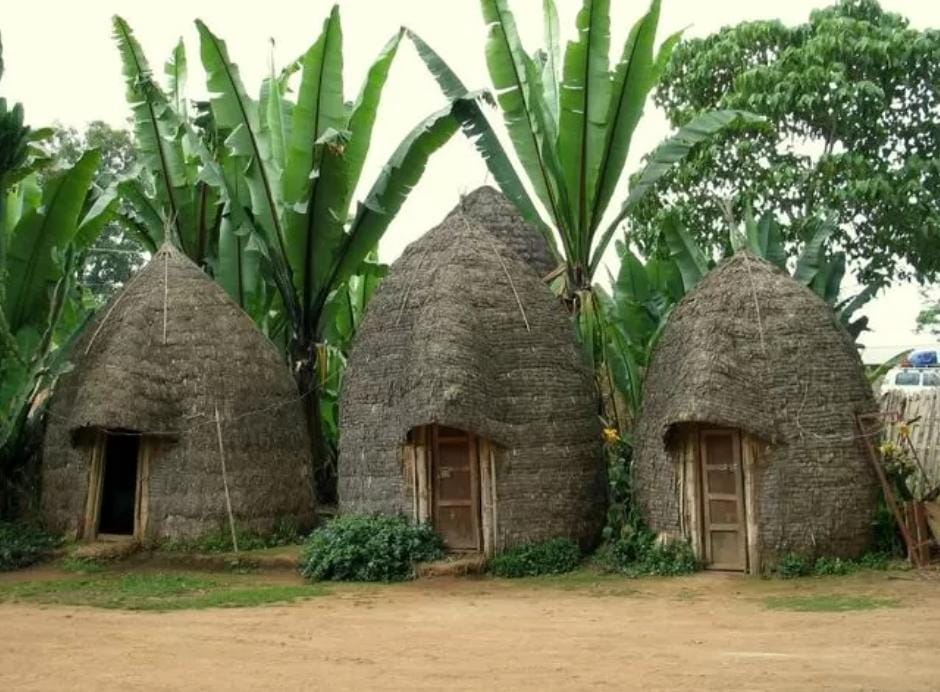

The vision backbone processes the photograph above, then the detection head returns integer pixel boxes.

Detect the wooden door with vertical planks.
[432,425,481,551]
[699,429,748,571]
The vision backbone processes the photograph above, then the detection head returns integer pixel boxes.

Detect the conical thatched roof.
[339,188,605,549]
[634,251,878,563]
[42,244,313,539]
[454,185,558,278]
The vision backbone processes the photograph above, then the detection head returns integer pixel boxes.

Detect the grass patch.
[0,572,325,611]
[61,556,106,574]
[764,593,901,613]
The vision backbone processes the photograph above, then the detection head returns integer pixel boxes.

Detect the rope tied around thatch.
[458,211,530,332]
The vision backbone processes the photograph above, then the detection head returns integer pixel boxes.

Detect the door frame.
[698,428,748,571]
[83,429,150,541]
[403,424,497,555]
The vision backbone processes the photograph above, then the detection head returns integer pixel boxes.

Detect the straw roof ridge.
[453,185,558,278]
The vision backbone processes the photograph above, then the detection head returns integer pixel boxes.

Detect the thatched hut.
[634,252,878,573]
[42,244,313,541]
[339,186,606,554]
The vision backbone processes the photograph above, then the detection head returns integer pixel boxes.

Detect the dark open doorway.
[97,432,140,536]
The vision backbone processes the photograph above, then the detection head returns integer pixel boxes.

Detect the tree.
[44,122,142,298]
[917,290,940,337]
[632,0,940,287]
[407,0,757,375]
[0,35,116,512]
[112,10,475,502]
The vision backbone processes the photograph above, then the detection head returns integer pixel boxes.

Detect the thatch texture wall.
[339,187,605,550]
[634,252,878,566]
[42,244,313,539]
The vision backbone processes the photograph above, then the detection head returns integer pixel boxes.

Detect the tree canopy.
[631,0,940,287]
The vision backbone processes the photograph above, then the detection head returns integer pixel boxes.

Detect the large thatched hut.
[634,252,878,573]
[42,244,313,541]
[339,187,606,554]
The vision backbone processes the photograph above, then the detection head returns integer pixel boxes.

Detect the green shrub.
[0,522,60,571]
[775,553,811,578]
[161,516,302,553]
[812,556,852,576]
[596,528,697,577]
[488,538,581,578]
[299,515,443,582]
[777,551,895,578]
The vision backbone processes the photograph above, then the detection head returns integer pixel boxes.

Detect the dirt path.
[2,571,938,691]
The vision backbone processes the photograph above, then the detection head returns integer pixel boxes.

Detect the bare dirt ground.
[2,568,939,691]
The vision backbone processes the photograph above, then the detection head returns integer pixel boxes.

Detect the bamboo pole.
[214,404,239,554]
[854,414,922,567]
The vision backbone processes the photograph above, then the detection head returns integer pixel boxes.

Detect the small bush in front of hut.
[299,515,443,582]
[488,538,582,578]
[161,516,303,554]
[0,522,60,571]
[775,553,811,578]
[596,528,697,577]
[597,437,697,578]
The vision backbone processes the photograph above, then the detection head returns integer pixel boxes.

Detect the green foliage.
[113,11,472,501]
[764,594,900,612]
[43,122,142,299]
[775,551,895,578]
[160,517,302,554]
[488,538,581,578]
[596,530,697,577]
[409,0,755,303]
[0,572,324,611]
[0,46,115,511]
[775,553,811,578]
[812,556,853,576]
[634,0,940,286]
[916,289,939,337]
[597,438,697,577]
[0,522,61,571]
[299,515,444,582]
[600,211,875,422]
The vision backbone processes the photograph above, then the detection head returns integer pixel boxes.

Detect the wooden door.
[432,426,481,551]
[699,429,747,571]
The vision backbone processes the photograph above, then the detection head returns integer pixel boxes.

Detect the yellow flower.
[602,427,620,444]
[898,423,911,439]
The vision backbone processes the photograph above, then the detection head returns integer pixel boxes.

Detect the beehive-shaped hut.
[339,187,606,554]
[634,252,878,573]
[42,244,313,541]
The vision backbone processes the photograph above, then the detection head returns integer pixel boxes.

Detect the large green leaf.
[4,150,99,334]
[558,0,611,241]
[591,109,763,274]
[793,217,836,285]
[345,31,402,205]
[116,177,164,251]
[280,7,348,335]
[196,20,286,259]
[165,38,188,117]
[404,29,556,254]
[316,100,464,323]
[662,214,708,292]
[541,0,562,122]
[744,209,787,268]
[480,0,571,235]
[590,0,662,233]
[113,16,193,248]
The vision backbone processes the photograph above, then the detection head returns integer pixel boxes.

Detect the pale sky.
[1,0,938,362]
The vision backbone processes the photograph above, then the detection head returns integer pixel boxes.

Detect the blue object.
[909,349,938,367]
